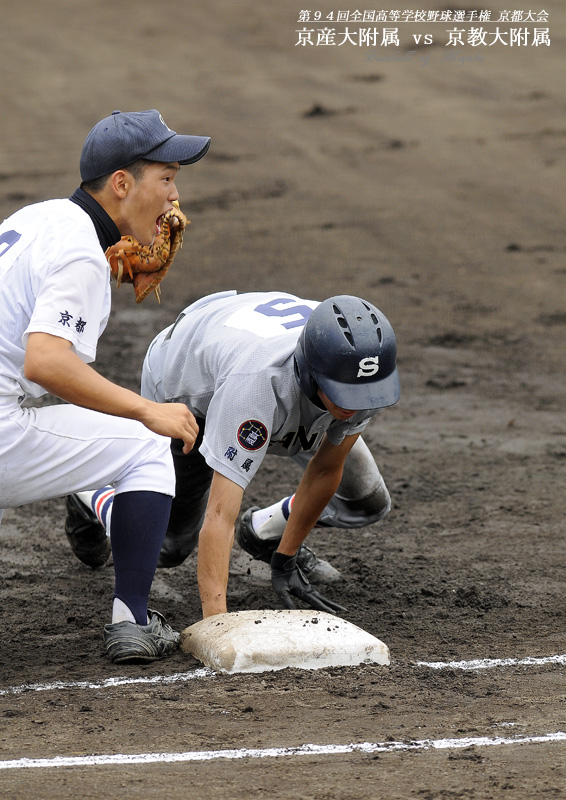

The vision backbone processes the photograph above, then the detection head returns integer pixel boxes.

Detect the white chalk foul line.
[416,654,566,670]
[2,653,565,697]
[1,732,565,771]
[0,668,214,697]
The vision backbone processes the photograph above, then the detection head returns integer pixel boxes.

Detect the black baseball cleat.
[237,506,342,584]
[65,493,111,569]
[103,609,180,663]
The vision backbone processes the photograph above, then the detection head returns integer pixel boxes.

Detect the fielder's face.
[121,161,181,246]
[317,389,356,421]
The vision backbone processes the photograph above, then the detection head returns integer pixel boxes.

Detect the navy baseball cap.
[80,109,211,182]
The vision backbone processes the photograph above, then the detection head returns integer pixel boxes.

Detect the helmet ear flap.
[294,329,318,401]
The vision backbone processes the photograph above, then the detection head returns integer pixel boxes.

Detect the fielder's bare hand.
[141,400,199,453]
[270,551,347,615]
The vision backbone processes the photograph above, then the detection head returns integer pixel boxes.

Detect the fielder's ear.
[109,170,131,199]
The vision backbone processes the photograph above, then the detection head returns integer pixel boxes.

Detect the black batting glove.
[270,551,347,615]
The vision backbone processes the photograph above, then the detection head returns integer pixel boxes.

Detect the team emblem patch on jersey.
[237,420,269,451]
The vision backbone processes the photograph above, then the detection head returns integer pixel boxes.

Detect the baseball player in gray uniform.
[68,290,400,619]
[0,109,210,663]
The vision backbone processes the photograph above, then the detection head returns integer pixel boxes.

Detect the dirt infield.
[0,1,564,798]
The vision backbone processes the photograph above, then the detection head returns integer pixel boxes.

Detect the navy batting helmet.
[294,295,400,410]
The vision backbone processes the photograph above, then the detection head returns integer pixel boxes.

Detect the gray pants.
[291,438,390,529]
[157,422,390,567]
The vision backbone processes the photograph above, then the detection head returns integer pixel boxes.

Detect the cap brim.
[145,134,211,165]
[315,368,401,411]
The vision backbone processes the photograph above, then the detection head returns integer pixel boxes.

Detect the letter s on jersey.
[357,356,379,378]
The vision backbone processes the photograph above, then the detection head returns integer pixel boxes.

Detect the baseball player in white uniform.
[0,109,210,663]
[68,291,400,618]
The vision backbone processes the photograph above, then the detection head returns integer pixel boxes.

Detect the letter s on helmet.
[294,295,400,410]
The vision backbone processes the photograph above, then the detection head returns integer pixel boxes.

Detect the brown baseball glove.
[105,201,189,303]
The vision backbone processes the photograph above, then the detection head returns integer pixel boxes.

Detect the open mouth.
[155,213,166,236]
[156,205,181,236]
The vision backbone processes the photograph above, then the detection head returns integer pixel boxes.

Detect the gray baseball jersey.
[144,291,377,490]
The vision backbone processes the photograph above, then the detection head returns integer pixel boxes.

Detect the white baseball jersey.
[143,291,377,490]
[0,197,174,511]
[0,199,111,400]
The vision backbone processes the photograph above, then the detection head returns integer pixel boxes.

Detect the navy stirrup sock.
[110,491,172,625]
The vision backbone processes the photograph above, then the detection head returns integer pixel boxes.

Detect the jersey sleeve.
[198,374,276,489]
[24,235,110,363]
